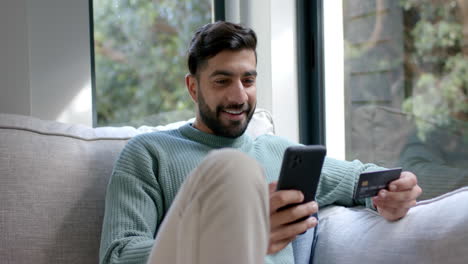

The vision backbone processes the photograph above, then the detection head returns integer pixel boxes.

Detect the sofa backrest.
[0,109,274,264]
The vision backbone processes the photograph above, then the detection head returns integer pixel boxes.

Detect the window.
[91,0,213,127]
[323,0,468,200]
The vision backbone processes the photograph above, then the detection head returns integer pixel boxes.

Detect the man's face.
[187,49,257,138]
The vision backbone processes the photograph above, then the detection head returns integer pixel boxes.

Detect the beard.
[197,89,256,138]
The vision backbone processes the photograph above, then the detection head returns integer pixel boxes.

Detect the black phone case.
[276,145,326,212]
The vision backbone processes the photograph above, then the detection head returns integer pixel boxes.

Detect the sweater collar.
[179,123,252,149]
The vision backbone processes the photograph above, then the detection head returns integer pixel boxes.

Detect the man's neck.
[192,118,214,135]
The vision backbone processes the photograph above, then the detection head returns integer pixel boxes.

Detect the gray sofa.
[1,111,467,264]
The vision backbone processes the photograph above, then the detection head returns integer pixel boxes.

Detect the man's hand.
[267,182,318,254]
[372,171,422,221]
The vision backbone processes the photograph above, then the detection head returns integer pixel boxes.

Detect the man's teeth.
[224,110,243,114]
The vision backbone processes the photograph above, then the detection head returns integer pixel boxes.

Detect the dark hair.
[187,21,257,75]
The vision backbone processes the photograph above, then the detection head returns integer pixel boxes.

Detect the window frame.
[296,0,326,145]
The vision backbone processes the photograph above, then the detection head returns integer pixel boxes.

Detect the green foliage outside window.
[93,0,212,126]
[400,0,468,142]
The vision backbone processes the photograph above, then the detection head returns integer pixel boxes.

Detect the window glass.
[92,0,212,126]
[337,0,467,200]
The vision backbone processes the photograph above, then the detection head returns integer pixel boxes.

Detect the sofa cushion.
[0,109,274,264]
[314,187,468,264]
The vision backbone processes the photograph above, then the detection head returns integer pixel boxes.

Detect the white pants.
[147,149,270,264]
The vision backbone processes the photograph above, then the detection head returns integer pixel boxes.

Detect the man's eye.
[215,79,229,85]
[243,78,255,86]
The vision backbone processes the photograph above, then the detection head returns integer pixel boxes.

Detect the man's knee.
[194,148,267,195]
[206,148,263,179]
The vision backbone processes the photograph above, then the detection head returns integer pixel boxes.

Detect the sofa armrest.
[314,187,468,263]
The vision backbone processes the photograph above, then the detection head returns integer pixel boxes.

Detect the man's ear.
[185,74,198,103]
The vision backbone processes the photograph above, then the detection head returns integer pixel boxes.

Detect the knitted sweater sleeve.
[316,157,385,209]
[99,136,163,264]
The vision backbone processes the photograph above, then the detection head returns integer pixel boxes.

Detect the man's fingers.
[378,188,415,202]
[388,171,418,191]
[270,216,317,242]
[270,190,304,213]
[375,185,422,205]
[374,171,422,221]
[376,205,407,222]
[269,181,278,194]
[373,194,417,210]
[270,201,318,227]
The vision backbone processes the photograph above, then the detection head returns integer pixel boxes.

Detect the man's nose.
[227,79,248,104]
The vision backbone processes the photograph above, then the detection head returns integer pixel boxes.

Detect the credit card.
[353,168,402,199]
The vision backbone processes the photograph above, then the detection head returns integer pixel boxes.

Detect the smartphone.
[276,145,326,220]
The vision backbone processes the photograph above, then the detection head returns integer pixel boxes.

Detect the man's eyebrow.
[244,70,257,77]
[209,70,258,78]
[209,70,234,78]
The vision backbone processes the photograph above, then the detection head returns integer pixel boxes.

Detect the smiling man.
[99,21,422,264]
[188,48,257,138]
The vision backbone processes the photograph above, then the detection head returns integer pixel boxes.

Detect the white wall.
[0,0,31,116]
[27,0,92,126]
[0,0,92,126]
[271,1,299,143]
[324,0,346,160]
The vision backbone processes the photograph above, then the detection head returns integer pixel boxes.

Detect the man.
[99,21,422,264]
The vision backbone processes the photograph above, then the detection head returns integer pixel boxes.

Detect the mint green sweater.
[99,123,379,264]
